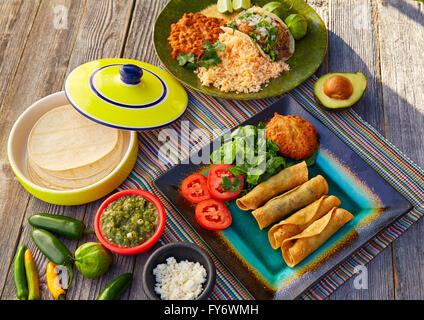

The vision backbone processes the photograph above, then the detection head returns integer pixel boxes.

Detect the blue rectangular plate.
[153,95,412,299]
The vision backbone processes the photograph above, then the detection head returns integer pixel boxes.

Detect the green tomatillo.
[285,14,308,40]
[74,242,113,279]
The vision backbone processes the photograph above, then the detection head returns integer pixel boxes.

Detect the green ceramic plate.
[153,0,328,100]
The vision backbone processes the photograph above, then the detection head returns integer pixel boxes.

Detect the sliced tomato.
[207,164,244,202]
[181,173,211,204]
[195,199,232,231]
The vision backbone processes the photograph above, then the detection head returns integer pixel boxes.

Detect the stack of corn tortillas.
[27,105,124,190]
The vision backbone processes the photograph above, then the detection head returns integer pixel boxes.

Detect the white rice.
[197,30,290,93]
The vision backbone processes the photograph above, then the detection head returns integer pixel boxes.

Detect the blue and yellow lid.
[65,58,188,130]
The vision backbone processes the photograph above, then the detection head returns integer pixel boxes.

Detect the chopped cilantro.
[176,53,196,69]
[227,20,237,31]
[198,41,225,69]
[213,41,226,51]
[240,12,253,20]
[177,41,225,70]
[220,176,242,192]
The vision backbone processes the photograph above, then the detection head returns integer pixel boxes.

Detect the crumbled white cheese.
[152,257,207,300]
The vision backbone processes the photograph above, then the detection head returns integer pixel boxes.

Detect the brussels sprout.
[285,14,308,40]
[74,242,113,279]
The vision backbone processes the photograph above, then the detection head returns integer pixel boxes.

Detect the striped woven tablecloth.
[119,76,424,300]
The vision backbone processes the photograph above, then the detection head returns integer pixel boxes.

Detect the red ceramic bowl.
[94,189,166,255]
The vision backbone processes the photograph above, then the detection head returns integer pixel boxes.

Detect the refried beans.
[167,12,226,59]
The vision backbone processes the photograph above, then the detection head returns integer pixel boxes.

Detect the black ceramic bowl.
[142,242,216,300]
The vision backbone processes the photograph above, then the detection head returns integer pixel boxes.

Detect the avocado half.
[314,72,367,111]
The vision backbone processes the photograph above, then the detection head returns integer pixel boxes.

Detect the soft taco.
[222,6,295,62]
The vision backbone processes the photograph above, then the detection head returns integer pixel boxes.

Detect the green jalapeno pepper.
[96,273,132,300]
[28,213,94,240]
[13,244,28,300]
[30,228,74,288]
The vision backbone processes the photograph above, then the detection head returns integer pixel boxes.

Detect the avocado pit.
[323,75,353,100]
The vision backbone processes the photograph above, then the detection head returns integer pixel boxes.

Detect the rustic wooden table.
[0,0,423,300]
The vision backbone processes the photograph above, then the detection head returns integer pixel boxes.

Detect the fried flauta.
[236,161,308,211]
[251,175,329,230]
[281,208,354,267]
[268,195,341,249]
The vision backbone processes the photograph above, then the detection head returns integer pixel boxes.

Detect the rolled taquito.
[251,175,329,230]
[268,195,341,249]
[236,161,308,211]
[281,208,354,267]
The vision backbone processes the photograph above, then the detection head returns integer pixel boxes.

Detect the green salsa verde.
[100,195,158,247]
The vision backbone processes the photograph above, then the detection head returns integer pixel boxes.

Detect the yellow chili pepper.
[24,249,40,300]
[46,262,66,300]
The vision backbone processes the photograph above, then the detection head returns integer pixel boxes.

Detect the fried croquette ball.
[266,113,318,160]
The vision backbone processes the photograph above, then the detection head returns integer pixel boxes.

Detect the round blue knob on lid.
[119,64,143,85]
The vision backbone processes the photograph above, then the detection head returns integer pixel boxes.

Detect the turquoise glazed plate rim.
[153,95,412,299]
[153,0,328,100]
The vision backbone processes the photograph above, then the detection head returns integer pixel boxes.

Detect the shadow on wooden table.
[319,24,424,300]
[386,0,424,28]
[325,30,424,169]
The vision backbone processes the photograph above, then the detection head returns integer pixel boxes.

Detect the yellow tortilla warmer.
[7,91,138,206]
[8,58,187,205]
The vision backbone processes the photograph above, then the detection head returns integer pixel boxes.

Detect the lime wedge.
[217,0,233,13]
[232,0,251,11]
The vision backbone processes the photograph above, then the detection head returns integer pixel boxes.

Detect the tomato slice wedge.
[181,173,211,204]
[195,199,232,231]
[207,164,244,202]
